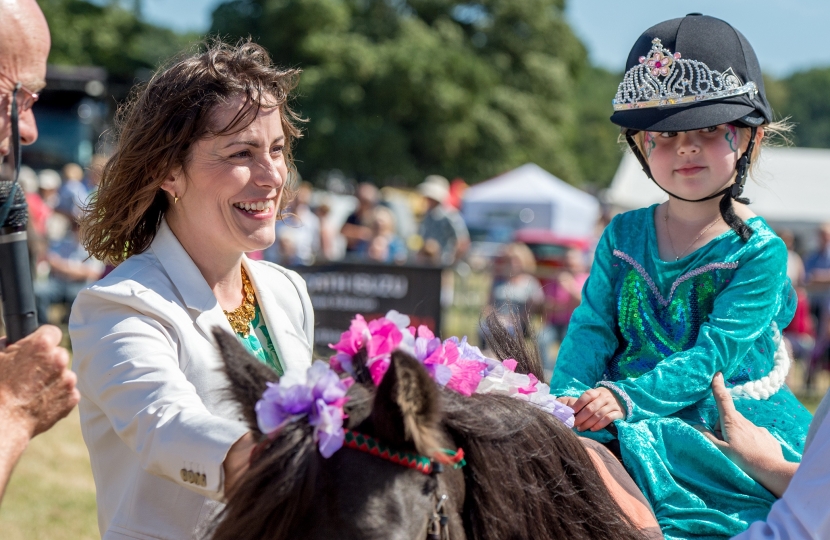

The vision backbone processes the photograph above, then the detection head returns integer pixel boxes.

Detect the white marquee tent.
[606,147,830,225]
[462,163,600,239]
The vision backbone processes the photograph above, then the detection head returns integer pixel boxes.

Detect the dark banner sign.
[293,262,443,355]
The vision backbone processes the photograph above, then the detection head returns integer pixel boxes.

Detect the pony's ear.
[370,350,442,456]
[348,348,374,386]
[213,328,279,431]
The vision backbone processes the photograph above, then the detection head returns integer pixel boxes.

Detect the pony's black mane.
[209,314,647,540]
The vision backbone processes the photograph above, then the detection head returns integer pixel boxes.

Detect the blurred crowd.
[21,157,830,390]
[780,224,830,392]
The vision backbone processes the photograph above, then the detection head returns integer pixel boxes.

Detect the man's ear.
[370,351,442,456]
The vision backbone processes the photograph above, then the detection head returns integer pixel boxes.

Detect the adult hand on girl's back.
[697,373,796,498]
[570,387,625,431]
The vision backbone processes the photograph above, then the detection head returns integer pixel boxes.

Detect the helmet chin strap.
[624,126,757,241]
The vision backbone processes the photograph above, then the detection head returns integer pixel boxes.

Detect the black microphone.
[0,88,37,344]
[0,179,38,343]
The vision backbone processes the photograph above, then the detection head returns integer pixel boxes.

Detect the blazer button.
[180,469,188,482]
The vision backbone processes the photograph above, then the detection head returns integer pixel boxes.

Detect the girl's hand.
[572,388,625,432]
[556,396,578,407]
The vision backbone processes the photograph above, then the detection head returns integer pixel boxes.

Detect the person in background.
[363,205,407,264]
[18,165,49,237]
[268,181,319,265]
[488,242,544,339]
[56,162,88,220]
[34,218,105,324]
[777,230,814,367]
[313,198,339,261]
[805,223,830,388]
[416,174,469,266]
[273,226,304,267]
[0,0,79,505]
[341,182,378,255]
[539,247,589,373]
[37,168,61,209]
[84,153,107,193]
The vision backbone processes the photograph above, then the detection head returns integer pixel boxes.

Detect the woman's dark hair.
[81,39,303,265]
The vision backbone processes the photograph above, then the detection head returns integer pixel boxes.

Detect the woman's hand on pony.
[564,387,625,432]
[697,373,797,498]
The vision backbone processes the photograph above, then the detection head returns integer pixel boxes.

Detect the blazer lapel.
[243,257,312,375]
[150,220,235,341]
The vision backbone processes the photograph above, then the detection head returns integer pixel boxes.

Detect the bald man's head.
[0,0,51,159]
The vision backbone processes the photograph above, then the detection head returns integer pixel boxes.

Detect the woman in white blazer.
[69,42,312,540]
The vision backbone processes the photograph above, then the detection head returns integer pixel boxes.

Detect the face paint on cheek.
[644,132,656,159]
[725,125,739,152]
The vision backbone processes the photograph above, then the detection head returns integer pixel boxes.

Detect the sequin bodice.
[607,251,734,380]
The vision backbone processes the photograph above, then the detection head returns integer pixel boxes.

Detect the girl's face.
[163,95,288,257]
[643,124,745,200]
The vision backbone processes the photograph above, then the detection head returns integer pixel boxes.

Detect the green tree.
[565,65,623,187]
[38,0,197,85]
[211,0,589,186]
[775,67,830,148]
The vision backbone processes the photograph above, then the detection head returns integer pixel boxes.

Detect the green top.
[236,304,283,376]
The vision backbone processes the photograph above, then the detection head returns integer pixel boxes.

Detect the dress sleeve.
[549,221,621,399]
[606,238,795,422]
[70,296,249,500]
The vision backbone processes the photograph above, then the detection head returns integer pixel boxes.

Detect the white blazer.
[70,220,314,540]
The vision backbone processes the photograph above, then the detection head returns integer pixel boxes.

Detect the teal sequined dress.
[550,205,812,540]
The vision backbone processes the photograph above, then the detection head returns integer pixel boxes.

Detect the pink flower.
[330,315,369,356]
[446,357,488,396]
[366,318,403,359]
[646,52,673,76]
[368,356,391,386]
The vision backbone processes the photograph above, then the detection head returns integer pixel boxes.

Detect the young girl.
[550,14,813,540]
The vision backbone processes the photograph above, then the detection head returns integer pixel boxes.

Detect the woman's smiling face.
[163,95,288,257]
[643,124,745,200]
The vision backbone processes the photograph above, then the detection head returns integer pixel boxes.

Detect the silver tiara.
[613,38,757,111]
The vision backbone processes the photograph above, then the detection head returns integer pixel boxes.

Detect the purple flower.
[255,361,351,458]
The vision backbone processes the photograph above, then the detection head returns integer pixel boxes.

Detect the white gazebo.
[462,163,600,240]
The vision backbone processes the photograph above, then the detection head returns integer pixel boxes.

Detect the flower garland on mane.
[255,310,575,459]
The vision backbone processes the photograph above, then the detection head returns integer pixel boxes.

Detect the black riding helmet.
[610,14,772,240]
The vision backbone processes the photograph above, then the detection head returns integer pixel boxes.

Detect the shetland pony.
[208,318,659,540]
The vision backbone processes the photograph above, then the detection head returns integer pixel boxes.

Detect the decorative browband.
[613,38,757,111]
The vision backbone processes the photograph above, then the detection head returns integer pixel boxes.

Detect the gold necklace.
[664,209,722,261]
[224,267,257,337]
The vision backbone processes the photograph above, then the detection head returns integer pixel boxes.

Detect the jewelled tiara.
[613,38,757,111]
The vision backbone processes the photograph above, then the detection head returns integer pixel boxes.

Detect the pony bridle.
[342,429,462,540]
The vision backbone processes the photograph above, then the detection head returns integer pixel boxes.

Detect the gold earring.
[174,195,179,204]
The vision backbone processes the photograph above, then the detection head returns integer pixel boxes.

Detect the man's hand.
[0,325,80,438]
[697,373,797,498]
[569,387,625,432]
